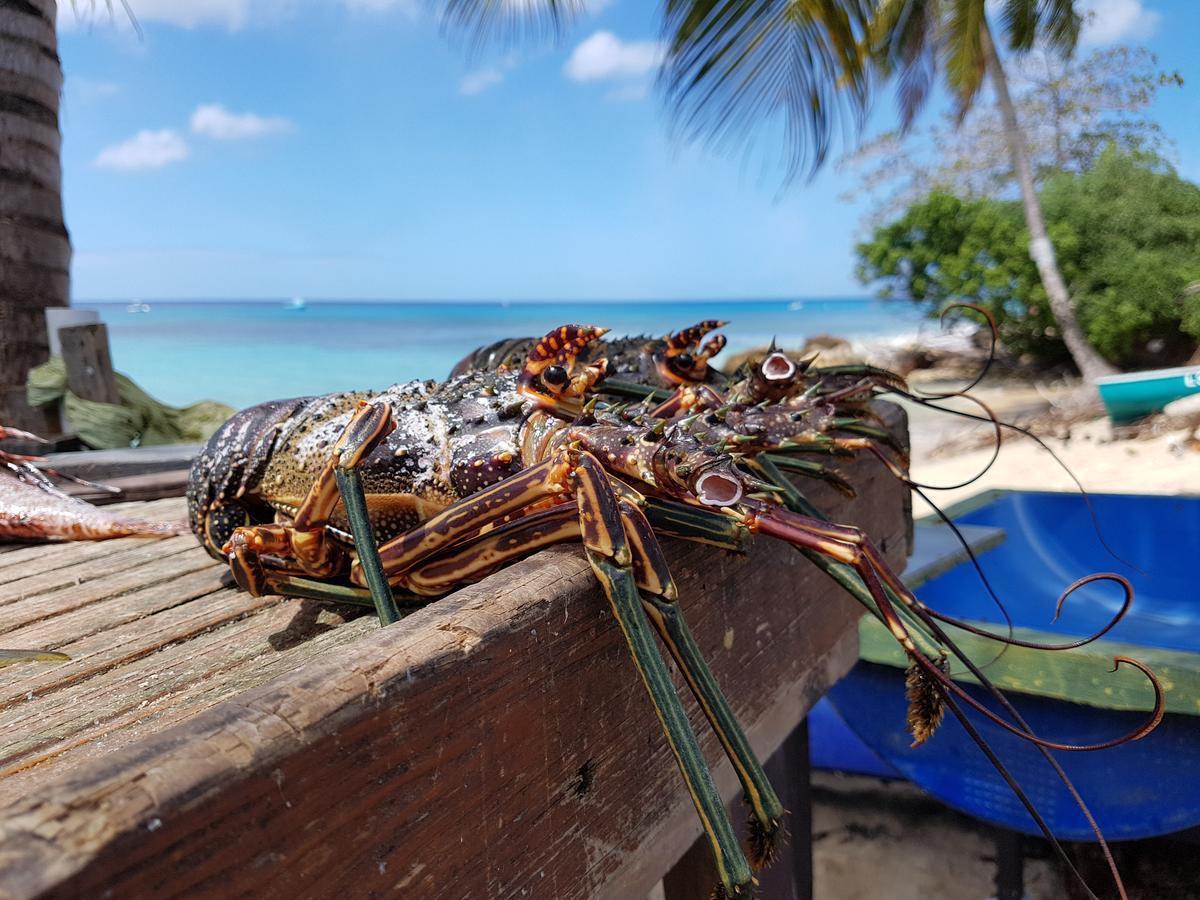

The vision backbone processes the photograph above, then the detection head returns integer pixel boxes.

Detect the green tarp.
[27,357,234,450]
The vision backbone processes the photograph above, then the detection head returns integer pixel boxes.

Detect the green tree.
[867,0,1117,385]
[1042,149,1200,367]
[857,151,1200,369]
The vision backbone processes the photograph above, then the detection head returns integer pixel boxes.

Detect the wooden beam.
[0,406,910,899]
[58,323,119,406]
[40,444,200,481]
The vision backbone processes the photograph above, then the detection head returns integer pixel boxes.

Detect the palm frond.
[998,0,1080,53]
[659,0,876,180]
[943,0,987,119]
[998,0,1038,51]
[441,0,583,49]
[869,0,940,130]
[1039,0,1081,53]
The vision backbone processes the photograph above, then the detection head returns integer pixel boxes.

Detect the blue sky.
[57,0,1199,301]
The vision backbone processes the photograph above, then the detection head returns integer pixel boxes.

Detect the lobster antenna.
[910,483,1015,661]
[895,390,1140,574]
[909,302,998,400]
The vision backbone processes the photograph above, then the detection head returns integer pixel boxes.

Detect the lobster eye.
[675,352,695,370]
[543,365,569,388]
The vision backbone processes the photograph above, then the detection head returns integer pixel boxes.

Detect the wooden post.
[59,323,120,405]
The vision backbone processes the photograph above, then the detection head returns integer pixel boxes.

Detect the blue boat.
[817,490,1200,841]
[1096,365,1200,424]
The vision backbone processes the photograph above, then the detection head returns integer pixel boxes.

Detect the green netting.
[27,357,234,450]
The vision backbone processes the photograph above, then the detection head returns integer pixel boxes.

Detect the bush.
[856,150,1200,369]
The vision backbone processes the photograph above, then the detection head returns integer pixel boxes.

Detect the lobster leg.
[331,408,402,626]
[618,499,785,868]
[226,400,396,589]
[401,497,784,870]
[572,451,752,899]
[759,454,856,497]
[396,459,756,895]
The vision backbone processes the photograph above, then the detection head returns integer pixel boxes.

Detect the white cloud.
[460,67,506,96]
[67,78,121,101]
[605,83,648,103]
[1080,0,1161,45]
[94,129,188,171]
[564,31,664,82]
[458,53,521,96]
[59,0,416,32]
[190,104,293,140]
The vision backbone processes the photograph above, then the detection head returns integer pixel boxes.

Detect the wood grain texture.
[0,406,910,899]
[58,324,119,406]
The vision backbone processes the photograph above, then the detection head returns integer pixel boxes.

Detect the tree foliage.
[842,45,1184,222]
[856,150,1200,369]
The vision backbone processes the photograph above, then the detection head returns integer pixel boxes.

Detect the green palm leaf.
[441,0,583,47]
[659,1,875,178]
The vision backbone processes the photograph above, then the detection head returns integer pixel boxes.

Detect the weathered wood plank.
[0,600,371,777]
[39,445,200,481]
[58,324,119,406]
[0,537,202,610]
[0,537,151,580]
[62,469,190,504]
[0,579,272,708]
[0,603,377,809]
[0,405,909,899]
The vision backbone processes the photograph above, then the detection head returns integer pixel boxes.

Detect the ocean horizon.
[77,298,930,410]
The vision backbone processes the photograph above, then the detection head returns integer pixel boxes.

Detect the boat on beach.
[1097,364,1200,423]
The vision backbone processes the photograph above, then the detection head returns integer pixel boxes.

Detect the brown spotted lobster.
[188,325,1162,899]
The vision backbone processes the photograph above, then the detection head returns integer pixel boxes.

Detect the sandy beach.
[904,381,1199,508]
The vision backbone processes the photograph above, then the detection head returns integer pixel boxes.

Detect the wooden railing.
[0,406,910,899]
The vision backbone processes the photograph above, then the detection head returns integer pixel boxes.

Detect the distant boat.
[1096,364,1200,423]
[787,301,805,311]
[286,297,307,311]
[126,301,151,314]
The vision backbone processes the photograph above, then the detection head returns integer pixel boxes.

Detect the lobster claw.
[517,325,610,412]
[657,320,728,385]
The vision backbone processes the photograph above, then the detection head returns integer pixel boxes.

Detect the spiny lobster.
[188,325,1162,899]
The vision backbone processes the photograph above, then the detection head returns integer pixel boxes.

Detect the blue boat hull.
[822,491,1200,841]
[1097,366,1200,424]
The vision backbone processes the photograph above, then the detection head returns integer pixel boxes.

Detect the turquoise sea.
[78,299,929,410]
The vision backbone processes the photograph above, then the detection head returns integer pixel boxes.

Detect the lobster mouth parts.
[694,470,743,507]
[761,352,797,382]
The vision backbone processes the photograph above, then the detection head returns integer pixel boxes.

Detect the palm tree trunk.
[0,0,70,430]
[980,22,1116,387]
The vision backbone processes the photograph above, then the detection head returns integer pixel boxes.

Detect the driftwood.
[0,406,910,899]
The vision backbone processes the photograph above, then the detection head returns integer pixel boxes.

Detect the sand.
[903,386,1199,510]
